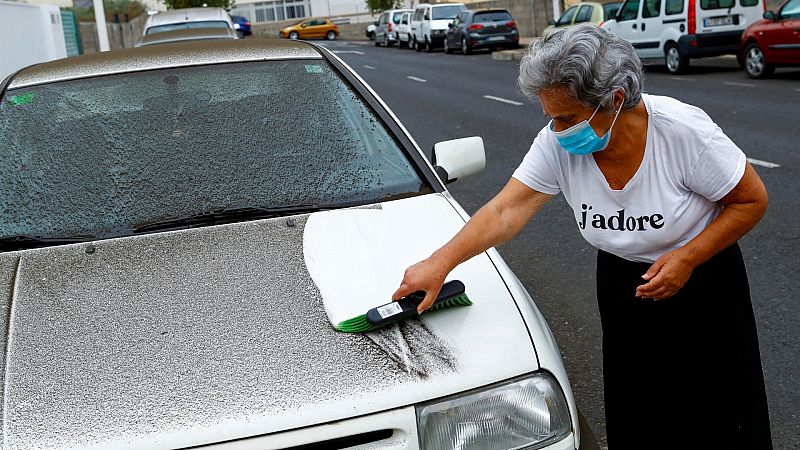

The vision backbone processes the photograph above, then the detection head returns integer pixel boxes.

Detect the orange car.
[279,18,339,40]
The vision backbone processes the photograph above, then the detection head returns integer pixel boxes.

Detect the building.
[229,0,411,25]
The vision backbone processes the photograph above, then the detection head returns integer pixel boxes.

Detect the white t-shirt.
[512,94,746,263]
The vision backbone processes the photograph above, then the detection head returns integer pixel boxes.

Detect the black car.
[444,9,519,54]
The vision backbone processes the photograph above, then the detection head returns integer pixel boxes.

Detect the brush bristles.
[334,293,473,333]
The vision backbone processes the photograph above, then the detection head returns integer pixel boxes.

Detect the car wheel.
[414,38,422,52]
[444,37,453,54]
[425,37,433,53]
[664,43,689,75]
[289,31,299,40]
[383,34,389,47]
[236,30,245,38]
[326,31,336,41]
[744,43,774,79]
[461,37,471,55]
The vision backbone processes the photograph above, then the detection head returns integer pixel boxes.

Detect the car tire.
[444,38,453,54]
[461,37,471,55]
[744,43,774,79]
[236,30,245,38]
[425,37,433,53]
[326,31,336,40]
[289,31,299,40]
[414,37,422,52]
[664,43,689,75]
[383,34,389,47]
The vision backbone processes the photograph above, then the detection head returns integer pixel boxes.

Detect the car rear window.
[392,11,405,23]
[603,2,622,19]
[665,0,683,14]
[146,20,230,35]
[473,11,513,22]
[700,0,734,9]
[0,61,429,248]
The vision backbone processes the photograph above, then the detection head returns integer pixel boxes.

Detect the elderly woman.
[393,24,773,449]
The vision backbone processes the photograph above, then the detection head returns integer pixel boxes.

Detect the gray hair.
[518,23,644,111]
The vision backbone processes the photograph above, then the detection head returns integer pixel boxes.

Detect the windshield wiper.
[132,204,330,233]
[0,235,95,252]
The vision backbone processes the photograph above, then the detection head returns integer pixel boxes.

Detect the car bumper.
[678,31,742,58]
[429,32,446,45]
[468,34,519,49]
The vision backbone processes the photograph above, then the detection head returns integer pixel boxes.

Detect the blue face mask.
[550,101,622,156]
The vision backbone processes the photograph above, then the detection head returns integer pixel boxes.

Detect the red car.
[739,0,800,78]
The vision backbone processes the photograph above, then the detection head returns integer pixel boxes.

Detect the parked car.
[0,38,596,450]
[136,27,238,46]
[231,15,252,37]
[444,8,519,54]
[602,0,765,74]
[375,8,413,47]
[366,22,376,39]
[142,7,234,36]
[738,0,800,78]
[543,2,621,35]
[411,2,467,52]
[279,18,339,40]
[397,11,414,48]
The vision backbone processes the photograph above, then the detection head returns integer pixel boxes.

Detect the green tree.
[161,0,235,11]
[364,0,400,14]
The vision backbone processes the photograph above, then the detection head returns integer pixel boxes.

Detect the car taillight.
[388,23,392,32]
[468,24,483,30]
[688,0,696,34]
[505,20,516,27]
[244,21,251,26]
[599,20,605,27]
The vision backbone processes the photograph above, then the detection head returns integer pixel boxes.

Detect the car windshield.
[474,11,513,21]
[603,3,621,19]
[432,5,465,19]
[0,60,429,249]
[146,21,230,35]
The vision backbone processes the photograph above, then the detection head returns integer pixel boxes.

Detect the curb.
[492,49,525,61]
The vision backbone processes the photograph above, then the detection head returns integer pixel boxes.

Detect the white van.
[410,2,467,52]
[601,0,764,73]
[143,7,235,36]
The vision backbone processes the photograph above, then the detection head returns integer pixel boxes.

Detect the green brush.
[335,280,472,333]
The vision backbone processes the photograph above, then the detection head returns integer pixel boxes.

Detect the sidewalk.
[492,36,534,61]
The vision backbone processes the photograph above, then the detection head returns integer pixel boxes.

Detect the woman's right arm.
[393,178,554,313]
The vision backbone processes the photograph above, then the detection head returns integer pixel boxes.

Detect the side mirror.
[424,14,430,20]
[301,23,308,28]
[548,19,556,26]
[763,10,776,20]
[431,136,485,184]
[448,22,454,28]
[374,20,379,26]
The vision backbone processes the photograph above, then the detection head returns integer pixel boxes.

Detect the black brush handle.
[365,280,465,327]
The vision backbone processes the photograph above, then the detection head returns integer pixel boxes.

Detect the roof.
[7,39,323,90]
[145,7,230,27]
[136,27,238,47]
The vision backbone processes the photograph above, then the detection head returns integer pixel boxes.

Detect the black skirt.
[597,243,772,450]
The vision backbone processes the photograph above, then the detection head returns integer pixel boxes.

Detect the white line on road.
[483,95,524,106]
[747,157,780,168]
[723,81,756,87]
[670,77,696,81]
[333,50,365,55]
[363,65,376,69]
[406,76,427,83]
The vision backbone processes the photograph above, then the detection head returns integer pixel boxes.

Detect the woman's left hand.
[636,249,696,300]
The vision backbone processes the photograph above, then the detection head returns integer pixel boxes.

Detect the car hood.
[0,193,538,449]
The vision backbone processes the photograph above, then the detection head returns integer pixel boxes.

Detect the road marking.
[483,95,524,106]
[747,157,780,168]
[363,65,376,70]
[406,76,427,83]
[670,77,696,81]
[723,81,756,87]
[333,50,365,55]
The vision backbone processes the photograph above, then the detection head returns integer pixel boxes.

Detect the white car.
[397,11,414,48]
[374,9,413,47]
[0,39,595,449]
[601,0,765,73]
[142,6,235,36]
[411,2,467,52]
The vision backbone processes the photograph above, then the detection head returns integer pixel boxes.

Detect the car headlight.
[416,372,571,450]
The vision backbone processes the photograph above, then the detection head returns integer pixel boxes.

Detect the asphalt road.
[320,39,799,449]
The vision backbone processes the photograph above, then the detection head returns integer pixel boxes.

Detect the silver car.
[143,7,235,36]
[0,39,597,449]
[136,27,238,47]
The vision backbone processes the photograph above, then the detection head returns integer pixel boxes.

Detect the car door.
[574,4,595,25]
[377,13,388,41]
[411,8,423,41]
[637,0,664,58]
[763,0,800,62]
[613,0,645,57]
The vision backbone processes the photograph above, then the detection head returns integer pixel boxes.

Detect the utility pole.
[552,0,561,20]
[93,0,110,51]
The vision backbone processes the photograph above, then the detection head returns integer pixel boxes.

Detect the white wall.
[0,1,67,81]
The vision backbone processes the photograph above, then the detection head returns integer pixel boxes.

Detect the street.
[323,40,799,449]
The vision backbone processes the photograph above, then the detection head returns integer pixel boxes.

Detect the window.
[780,0,800,16]
[603,2,621,19]
[665,0,684,14]
[557,6,578,25]
[379,13,388,24]
[413,9,423,21]
[401,13,409,24]
[474,11,512,22]
[392,12,404,23]
[146,21,230,35]
[617,0,640,21]
[642,0,661,17]
[0,61,429,247]
[700,0,734,9]
[574,5,593,23]
[432,5,465,19]
[740,0,757,5]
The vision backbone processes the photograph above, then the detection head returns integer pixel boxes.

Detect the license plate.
[487,36,505,41]
[704,16,734,27]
